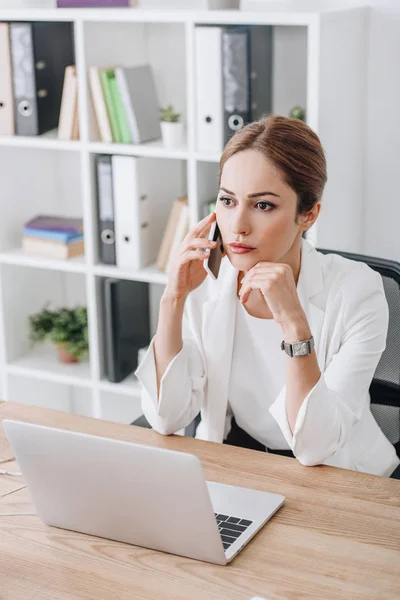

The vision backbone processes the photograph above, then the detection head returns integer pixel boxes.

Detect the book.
[23,229,84,244]
[58,66,79,141]
[115,65,161,144]
[165,197,189,274]
[24,215,83,233]
[100,69,122,143]
[89,66,113,143]
[109,72,132,144]
[156,196,186,271]
[22,236,85,260]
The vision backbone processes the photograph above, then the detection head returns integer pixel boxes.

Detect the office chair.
[318,248,400,479]
[132,248,400,478]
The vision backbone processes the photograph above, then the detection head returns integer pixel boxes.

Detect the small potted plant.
[160,104,184,149]
[289,105,306,122]
[28,304,89,364]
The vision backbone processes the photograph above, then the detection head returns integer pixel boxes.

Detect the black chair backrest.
[317,248,400,457]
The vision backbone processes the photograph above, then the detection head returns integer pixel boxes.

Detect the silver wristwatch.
[280,336,315,358]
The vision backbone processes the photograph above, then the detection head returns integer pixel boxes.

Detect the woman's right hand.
[163,212,218,302]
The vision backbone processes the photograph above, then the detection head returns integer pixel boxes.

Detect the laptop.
[3,420,285,565]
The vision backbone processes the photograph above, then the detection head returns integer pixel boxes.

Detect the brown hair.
[219,115,327,220]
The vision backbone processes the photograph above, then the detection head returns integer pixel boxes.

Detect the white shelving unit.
[0,4,366,424]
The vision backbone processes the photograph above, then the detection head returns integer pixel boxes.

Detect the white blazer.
[136,239,400,477]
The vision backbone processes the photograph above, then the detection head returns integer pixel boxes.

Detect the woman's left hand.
[239,262,304,325]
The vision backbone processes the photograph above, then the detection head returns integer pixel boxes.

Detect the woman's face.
[217,149,316,270]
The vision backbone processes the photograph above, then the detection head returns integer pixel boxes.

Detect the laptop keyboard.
[214,513,253,551]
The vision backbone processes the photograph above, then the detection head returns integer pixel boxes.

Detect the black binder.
[249,25,273,121]
[103,278,151,383]
[9,21,75,136]
[222,25,273,145]
[95,155,116,265]
[222,26,251,145]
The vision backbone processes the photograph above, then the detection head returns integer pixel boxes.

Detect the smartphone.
[203,218,223,280]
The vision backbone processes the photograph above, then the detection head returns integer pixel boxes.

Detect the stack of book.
[22,215,84,260]
[156,196,189,273]
[89,64,161,144]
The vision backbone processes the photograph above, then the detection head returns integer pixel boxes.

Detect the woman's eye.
[219,197,233,207]
[257,202,274,211]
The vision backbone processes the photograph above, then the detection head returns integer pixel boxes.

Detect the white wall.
[363,3,400,260]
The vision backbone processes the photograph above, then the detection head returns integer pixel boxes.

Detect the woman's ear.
[302,202,321,231]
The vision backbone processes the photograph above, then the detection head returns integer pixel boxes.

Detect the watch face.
[294,342,309,356]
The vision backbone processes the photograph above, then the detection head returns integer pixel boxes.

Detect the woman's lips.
[229,245,256,254]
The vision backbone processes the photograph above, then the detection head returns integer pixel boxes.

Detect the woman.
[135,115,399,477]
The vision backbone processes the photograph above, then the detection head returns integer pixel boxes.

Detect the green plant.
[160,104,181,123]
[289,105,306,122]
[28,304,89,361]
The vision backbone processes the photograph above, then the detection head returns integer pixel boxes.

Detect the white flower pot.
[161,121,185,149]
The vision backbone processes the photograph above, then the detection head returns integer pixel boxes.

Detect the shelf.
[6,346,92,388]
[99,374,141,397]
[88,139,189,161]
[94,263,168,285]
[0,249,88,274]
[0,130,81,152]
[0,7,349,26]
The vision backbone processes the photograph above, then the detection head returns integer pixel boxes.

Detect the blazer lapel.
[297,239,326,364]
[201,261,238,442]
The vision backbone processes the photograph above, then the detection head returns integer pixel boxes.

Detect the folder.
[194,26,224,154]
[9,21,74,136]
[95,155,116,266]
[112,155,183,271]
[102,278,150,384]
[115,65,162,144]
[89,66,113,143]
[0,23,15,136]
[58,66,79,140]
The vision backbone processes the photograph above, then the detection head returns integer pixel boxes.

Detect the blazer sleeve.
[134,303,206,436]
[269,267,389,466]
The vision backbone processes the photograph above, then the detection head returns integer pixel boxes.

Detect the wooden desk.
[0,401,399,600]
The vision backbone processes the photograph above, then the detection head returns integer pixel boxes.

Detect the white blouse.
[226,299,290,450]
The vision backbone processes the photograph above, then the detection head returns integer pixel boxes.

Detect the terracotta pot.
[57,344,78,364]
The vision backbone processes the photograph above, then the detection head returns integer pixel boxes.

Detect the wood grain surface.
[0,400,399,600]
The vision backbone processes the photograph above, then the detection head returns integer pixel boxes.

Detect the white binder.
[194,26,224,154]
[112,155,183,270]
[0,23,15,136]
